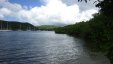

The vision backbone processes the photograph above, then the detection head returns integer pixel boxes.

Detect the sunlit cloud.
[0,0,98,26]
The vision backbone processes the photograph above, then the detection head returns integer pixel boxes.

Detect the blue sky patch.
[9,0,43,7]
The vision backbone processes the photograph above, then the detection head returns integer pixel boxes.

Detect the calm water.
[0,31,110,64]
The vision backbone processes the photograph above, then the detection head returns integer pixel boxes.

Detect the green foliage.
[37,25,59,31]
[0,20,36,31]
[96,0,113,17]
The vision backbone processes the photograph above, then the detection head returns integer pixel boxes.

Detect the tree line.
[0,20,37,31]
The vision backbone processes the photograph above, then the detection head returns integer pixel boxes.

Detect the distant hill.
[0,20,36,31]
[37,25,59,31]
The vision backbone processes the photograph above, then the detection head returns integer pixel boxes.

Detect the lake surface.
[0,31,110,64]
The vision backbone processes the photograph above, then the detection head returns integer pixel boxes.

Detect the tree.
[79,0,113,17]
[96,0,113,17]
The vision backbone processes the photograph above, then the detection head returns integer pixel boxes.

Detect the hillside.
[0,20,36,31]
[37,25,59,31]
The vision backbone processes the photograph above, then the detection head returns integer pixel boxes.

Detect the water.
[0,31,110,64]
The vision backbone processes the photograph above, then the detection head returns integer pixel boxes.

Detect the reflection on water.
[0,31,110,64]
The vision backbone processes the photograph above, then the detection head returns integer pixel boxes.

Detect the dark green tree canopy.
[96,0,113,17]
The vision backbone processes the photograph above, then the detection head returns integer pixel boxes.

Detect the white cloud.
[0,14,4,19]
[0,7,11,19]
[0,0,98,26]
[16,0,80,26]
[0,8,11,16]
[3,2,22,12]
[75,9,98,22]
[0,0,7,3]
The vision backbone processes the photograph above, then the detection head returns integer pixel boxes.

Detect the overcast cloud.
[0,0,98,26]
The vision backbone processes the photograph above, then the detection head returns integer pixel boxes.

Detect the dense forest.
[0,20,37,31]
[55,0,113,63]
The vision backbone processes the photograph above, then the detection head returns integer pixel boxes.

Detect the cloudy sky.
[0,0,98,26]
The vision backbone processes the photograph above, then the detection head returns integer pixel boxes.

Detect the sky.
[0,0,98,26]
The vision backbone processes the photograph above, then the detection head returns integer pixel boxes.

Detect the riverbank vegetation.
[55,0,113,63]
